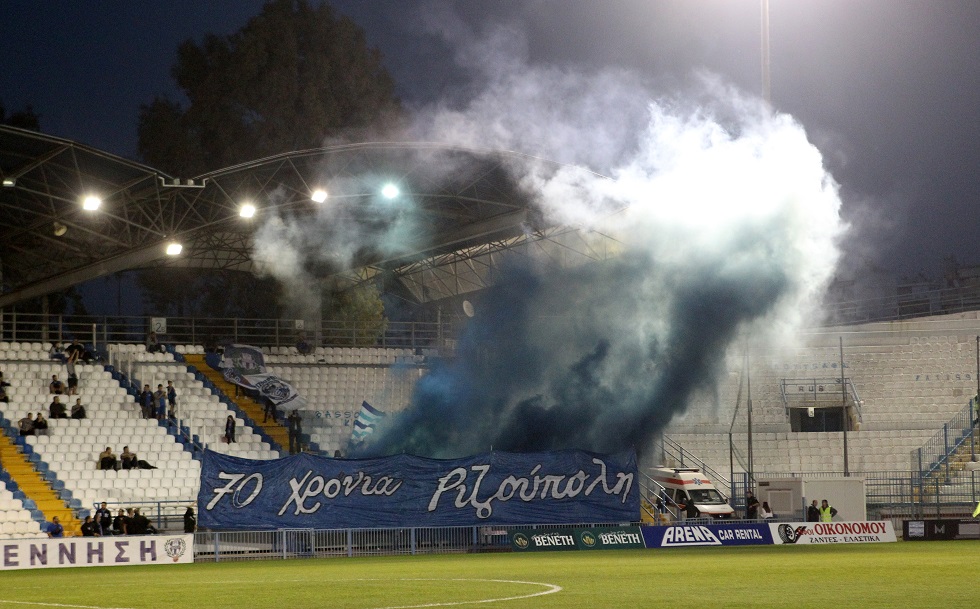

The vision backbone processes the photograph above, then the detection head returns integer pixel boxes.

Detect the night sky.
[3,0,979,283]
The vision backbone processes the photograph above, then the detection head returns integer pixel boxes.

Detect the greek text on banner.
[0,535,193,571]
[198,449,638,529]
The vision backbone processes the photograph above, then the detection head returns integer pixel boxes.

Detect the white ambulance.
[649,467,735,519]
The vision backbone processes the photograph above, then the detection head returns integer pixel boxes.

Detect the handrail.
[0,311,457,351]
[911,400,977,482]
[637,471,679,522]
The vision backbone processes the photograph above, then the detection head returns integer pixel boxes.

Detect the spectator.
[66,370,78,396]
[49,396,67,419]
[154,384,167,421]
[33,413,48,436]
[806,499,820,522]
[65,339,86,363]
[0,369,10,387]
[295,332,312,355]
[685,493,700,519]
[167,381,178,418]
[745,490,760,519]
[80,515,100,537]
[95,501,113,535]
[70,398,87,419]
[49,374,65,395]
[760,501,774,519]
[18,413,34,436]
[112,509,127,535]
[287,410,302,455]
[49,342,66,362]
[98,446,118,470]
[183,507,196,533]
[145,331,165,354]
[819,499,838,522]
[120,446,138,470]
[333,449,343,459]
[46,516,64,538]
[132,508,156,534]
[0,384,8,403]
[139,384,153,419]
[225,415,236,443]
[263,397,277,423]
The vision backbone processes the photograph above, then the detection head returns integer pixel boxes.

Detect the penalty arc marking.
[0,577,562,609]
[372,578,563,609]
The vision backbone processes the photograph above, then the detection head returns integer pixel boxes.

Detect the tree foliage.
[0,102,41,131]
[137,269,281,319]
[323,284,387,346]
[138,0,400,177]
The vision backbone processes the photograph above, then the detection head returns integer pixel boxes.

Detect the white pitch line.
[369,578,563,609]
[0,601,133,609]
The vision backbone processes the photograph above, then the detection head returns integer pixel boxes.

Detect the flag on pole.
[350,401,384,445]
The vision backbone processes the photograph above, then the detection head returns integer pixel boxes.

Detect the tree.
[138,0,400,177]
[0,101,41,130]
[323,283,387,346]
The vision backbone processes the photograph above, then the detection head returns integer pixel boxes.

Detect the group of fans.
[46,502,197,538]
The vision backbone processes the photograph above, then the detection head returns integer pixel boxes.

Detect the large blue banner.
[198,449,638,530]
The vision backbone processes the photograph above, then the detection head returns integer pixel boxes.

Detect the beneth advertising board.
[770,521,896,545]
[510,526,645,552]
[0,534,194,571]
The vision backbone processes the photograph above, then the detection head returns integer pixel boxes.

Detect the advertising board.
[0,534,194,571]
[641,523,773,548]
[770,521,896,545]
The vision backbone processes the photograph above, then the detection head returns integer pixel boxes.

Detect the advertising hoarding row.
[0,534,194,571]
[509,521,896,552]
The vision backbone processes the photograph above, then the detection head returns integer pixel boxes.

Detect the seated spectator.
[49,374,65,395]
[145,331,165,354]
[50,396,67,419]
[70,398,87,419]
[131,508,156,534]
[80,515,100,537]
[46,516,64,538]
[98,446,118,470]
[0,384,8,403]
[120,446,138,470]
[112,509,128,535]
[65,339,86,363]
[0,369,10,387]
[296,332,312,355]
[49,342,66,363]
[33,413,48,435]
[18,413,34,436]
[761,501,775,519]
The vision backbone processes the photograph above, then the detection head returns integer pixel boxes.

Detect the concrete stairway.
[183,354,290,452]
[0,432,81,535]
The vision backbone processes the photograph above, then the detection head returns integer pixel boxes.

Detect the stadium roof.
[0,125,617,308]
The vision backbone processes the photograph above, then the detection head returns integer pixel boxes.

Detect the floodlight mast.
[762,0,771,104]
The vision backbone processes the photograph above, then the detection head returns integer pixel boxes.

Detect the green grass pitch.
[0,542,974,609]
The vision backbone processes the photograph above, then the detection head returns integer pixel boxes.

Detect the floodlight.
[239,203,256,218]
[311,189,328,203]
[82,195,102,211]
[166,242,183,256]
[53,222,68,237]
[381,183,399,199]
[1,178,14,187]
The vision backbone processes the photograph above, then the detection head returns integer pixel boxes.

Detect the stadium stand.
[665,312,980,478]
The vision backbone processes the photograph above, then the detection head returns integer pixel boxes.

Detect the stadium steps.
[183,354,292,451]
[0,431,81,535]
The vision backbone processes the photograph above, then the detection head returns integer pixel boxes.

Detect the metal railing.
[779,378,863,425]
[822,284,980,325]
[659,435,735,500]
[0,311,456,351]
[192,522,631,562]
[910,401,977,482]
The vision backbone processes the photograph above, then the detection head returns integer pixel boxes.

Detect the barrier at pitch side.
[770,521,896,545]
[641,523,773,548]
[509,526,645,552]
[0,534,194,571]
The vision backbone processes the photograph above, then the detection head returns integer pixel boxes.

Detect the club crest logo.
[512,533,530,550]
[579,530,597,548]
[164,537,187,562]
